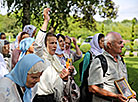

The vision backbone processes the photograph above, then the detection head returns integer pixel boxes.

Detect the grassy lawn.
[73,56,138,99]
[124,56,138,99]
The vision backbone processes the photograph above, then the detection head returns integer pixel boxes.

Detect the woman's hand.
[72,37,77,47]
[68,65,75,73]
[43,8,50,22]
[60,68,70,81]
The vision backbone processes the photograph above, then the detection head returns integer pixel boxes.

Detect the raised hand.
[43,8,50,21]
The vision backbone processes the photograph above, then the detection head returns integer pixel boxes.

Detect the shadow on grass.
[125,57,138,99]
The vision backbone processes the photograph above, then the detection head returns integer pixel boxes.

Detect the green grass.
[73,56,138,99]
[124,57,138,99]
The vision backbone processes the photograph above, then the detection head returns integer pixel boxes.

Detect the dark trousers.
[33,94,56,102]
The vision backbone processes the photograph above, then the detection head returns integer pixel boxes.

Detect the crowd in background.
[0,8,137,102]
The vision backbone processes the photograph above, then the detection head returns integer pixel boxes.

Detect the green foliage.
[134,25,138,39]
[0,14,21,35]
[2,0,118,32]
[121,47,126,56]
[134,40,138,50]
[80,44,91,53]
[129,51,134,57]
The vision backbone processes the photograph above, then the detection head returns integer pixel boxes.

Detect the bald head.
[104,32,124,56]
[104,32,122,49]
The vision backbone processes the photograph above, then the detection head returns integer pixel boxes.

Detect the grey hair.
[104,32,117,49]
[28,61,45,74]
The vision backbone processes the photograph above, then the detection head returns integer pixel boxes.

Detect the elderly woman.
[33,8,76,102]
[0,54,45,102]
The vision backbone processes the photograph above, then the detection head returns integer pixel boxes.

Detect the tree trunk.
[22,0,30,29]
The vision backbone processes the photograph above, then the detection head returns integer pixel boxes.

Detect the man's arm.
[88,85,127,102]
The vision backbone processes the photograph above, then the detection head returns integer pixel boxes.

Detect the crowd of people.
[0,8,137,102]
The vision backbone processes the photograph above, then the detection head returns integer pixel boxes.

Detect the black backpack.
[79,52,108,102]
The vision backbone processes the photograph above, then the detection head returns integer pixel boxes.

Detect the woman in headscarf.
[64,35,82,63]
[11,32,30,69]
[18,37,35,60]
[12,25,36,50]
[33,8,74,102]
[0,54,45,102]
[80,33,105,82]
[23,25,37,38]
[55,33,68,67]
[90,33,105,56]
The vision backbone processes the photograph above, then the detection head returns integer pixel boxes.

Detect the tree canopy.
[1,0,118,32]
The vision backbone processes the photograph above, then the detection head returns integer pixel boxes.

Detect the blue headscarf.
[5,54,44,102]
[19,37,35,60]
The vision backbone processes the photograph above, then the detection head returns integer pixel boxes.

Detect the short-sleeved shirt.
[88,51,127,102]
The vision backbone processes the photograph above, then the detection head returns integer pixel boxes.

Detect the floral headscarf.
[23,25,36,37]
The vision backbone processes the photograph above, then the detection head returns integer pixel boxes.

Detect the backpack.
[79,51,108,102]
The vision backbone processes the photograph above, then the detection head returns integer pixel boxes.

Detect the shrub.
[80,44,91,53]
[121,47,126,56]
[129,51,134,56]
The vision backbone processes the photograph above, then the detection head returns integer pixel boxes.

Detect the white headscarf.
[23,25,36,37]
[43,47,64,73]
[55,41,64,55]
[90,33,104,56]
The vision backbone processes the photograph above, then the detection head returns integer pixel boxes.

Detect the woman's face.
[99,37,104,49]
[46,36,57,55]
[2,44,10,55]
[28,42,35,53]
[1,34,6,39]
[65,37,71,50]
[26,72,42,88]
[58,36,65,51]
[19,34,30,43]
